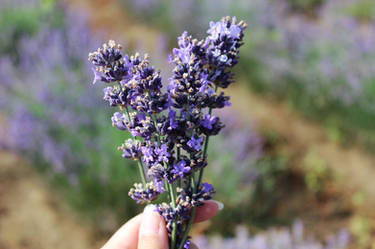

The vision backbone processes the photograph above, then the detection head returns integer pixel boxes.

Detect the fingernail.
[211,200,224,210]
[140,204,160,235]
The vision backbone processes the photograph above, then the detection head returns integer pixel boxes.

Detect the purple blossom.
[201,182,214,193]
[92,68,105,84]
[154,144,171,162]
[119,139,142,160]
[173,31,192,64]
[187,136,203,151]
[141,146,154,163]
[111,112,127,130]
[207,21,225,40]
[172,160,191,178]
[229,24,242,39]
[201,114,217,129]
[153,179,165,193]
[169,109,178,129]
[88,40,131,83]
[183,239,191,249]
[129,182,162,204]
[103,86,127,106]
[205,16,247,87]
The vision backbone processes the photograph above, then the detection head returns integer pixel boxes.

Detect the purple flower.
[129,182,162,204]
[103,86,126,107]
[141,146,154,163]
[169,109,178,129]
[103,86,114,99]
[92,68,105,84]
[118,139,142,160]
[88,40,131,83]
[206,17,247,88]
[183,239,191,249]
[229,24,242,39]
[154,179,165,193]
[201,182,214,193]
[111,112,127,130]
[172,160,191,178]
[155,144,171,162]
[207,21,225,40]
[201,114,217,130]
[173,32,192,64]
[187,136,203,151]
[192,182,215,206]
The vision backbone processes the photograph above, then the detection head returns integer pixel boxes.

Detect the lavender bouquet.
[88,16,247,249]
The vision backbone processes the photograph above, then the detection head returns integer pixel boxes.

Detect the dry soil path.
[0,151,103,249]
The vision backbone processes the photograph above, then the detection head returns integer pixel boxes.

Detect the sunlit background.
[1,0,375,248]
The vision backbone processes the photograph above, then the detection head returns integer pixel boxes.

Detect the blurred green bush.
[345,0,375,22]
[288,0,324,13]
[302,151,331,195]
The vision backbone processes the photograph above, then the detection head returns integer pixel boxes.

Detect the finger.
[193,200,223,223]
[138,205,169,249]
[102,214,143,249]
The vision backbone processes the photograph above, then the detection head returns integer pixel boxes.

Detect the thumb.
[138,205,169,249]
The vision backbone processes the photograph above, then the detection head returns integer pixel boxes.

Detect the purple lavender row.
[0,4,101,183]
[194,221,350,249]
[88,16,247,249]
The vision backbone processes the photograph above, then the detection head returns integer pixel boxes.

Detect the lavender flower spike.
[88,16,247,249]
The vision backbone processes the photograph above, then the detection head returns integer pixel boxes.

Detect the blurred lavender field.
[0,0,141,221]
[2,0,375,248]
[194,221,350,249]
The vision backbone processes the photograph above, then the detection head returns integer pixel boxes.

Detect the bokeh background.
[0,0,375,248]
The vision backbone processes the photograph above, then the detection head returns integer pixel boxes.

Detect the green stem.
[137,158,147,186]
[124,106,132,122]
[177,178,196,249]
[177,147,181,159]
[197,135,209,187]
[124,107,147,186]
[170,184,177,249]
[178,207,196,249]
[177,147,182,188]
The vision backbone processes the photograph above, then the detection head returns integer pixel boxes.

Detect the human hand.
[101,200,223,249]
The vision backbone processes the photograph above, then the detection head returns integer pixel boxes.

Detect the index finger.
[101,214,143,249]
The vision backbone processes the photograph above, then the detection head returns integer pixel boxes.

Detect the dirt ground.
[0,151,103,249]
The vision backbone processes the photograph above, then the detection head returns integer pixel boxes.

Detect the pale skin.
[101,201,221,249]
